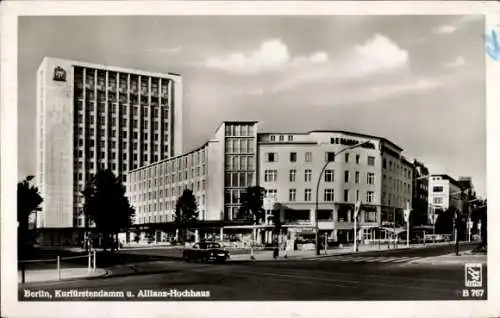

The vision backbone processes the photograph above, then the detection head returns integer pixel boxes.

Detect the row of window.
[224,124,255,137]
[75,90,169,105]
[224,172,255,188]
[382,175,412,194]
[76,101,169,117]
[129,150,208,181]
[134,194,206,210]
[265,152,376,166]
[381,192,411,207]
[76,139,165,151]
[265,188,375,203]
[269,135,293,142]
[382,158,412,179]
[74,150,162,163]
[225,155,256,171]
[263,169,376,185]
[75,69,170,95]
[225,138,255,154]
[129,177,207,193]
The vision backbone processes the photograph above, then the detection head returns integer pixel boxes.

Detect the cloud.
[443,56,466,68]
[367,79,441,100]
[204,39,329,74]
[268,34,409,92]
[432,15,483,36]
[433,25,457,34]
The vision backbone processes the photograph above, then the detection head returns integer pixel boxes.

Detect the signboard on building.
[53,66,66,82]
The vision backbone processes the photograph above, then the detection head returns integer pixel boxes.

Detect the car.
[182,241,230,263]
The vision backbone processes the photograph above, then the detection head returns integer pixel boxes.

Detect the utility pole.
[353,200,361,252]
[404,202,411,248]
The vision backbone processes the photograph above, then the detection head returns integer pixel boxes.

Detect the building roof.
[430,174,462,188]
[41,56,182,79]
[260,129,403,151]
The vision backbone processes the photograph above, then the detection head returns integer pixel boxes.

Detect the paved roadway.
[19,243,486,301]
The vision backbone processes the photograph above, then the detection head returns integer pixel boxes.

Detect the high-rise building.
[36,57,183,228]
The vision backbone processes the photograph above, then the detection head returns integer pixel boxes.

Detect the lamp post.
[315,141,371,256]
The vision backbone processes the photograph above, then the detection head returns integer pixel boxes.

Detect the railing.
[18,250,97,284]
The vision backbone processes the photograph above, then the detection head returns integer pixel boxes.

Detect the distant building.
[412,159,430,225]
[36,57,183,229]
[428,174,463,214]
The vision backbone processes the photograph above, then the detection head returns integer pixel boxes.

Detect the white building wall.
[37,58,75,227]
[206,128,225,220]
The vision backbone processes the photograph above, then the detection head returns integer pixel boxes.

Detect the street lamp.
[315,141,371,256]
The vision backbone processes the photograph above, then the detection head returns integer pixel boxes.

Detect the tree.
[435,208,455,235]
[238,186,266,259]
[82,169,135,251]
[175,189,199,245]
[471,200,487,248]
[17,176,43,259]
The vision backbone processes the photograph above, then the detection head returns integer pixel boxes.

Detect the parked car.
[182,241,230,263]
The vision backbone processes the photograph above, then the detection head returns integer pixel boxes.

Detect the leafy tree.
[82,169,135,251]
[238,186,266,259]
[471,200,487,248]
[17,176,43,259]
[175,189,199,245]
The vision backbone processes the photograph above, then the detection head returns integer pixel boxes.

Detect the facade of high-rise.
[36,57,183,228]
[127,124,413,243]
[126,121,258,226]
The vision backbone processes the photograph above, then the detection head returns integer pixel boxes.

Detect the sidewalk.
[408,250,487,265]
[18,267,107,284]
[228,241,461,261]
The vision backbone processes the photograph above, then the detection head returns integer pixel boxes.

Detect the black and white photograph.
[2,1,499,317]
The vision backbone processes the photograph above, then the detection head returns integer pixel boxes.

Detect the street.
[18,243,486,301]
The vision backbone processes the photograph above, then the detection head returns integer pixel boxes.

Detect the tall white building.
[36,57,183,228]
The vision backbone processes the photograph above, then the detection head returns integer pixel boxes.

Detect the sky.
[18,15,486,197]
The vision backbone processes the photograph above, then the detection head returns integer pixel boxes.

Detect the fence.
[18,250,97,284]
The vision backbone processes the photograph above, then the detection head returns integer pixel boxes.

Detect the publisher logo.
[465,263,482,287]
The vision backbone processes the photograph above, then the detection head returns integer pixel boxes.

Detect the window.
[344,170,349,183]
[367,173,375,185]
[266,189,277,200]
[324,189,334,202]
[289,189,296,202]
[433,186,444,192]
[304,189,312,201]
[324,169,334,182]
[356,154,360,164]
[289,169,296,182]
[288,135,293,141]
[264,170,278,182]
[345,153,349,163]
[305,152,312,162]
[368,156,375,166]
[433,197,443,204]
[270,135,275,141]
[326,152,336,162]
[304,169,312,182]
[366,191,375,203]
[383,158,387,169]
[356,189,360,201]
[344,189,349,202]
[267,152,277,162]
[279,135,284,142]
[290,152,297,162]
[355,171,360,184]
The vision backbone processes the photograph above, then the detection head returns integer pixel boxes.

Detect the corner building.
[127,124,413,244]
[36,57,183,229]
[259,131,412,242]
